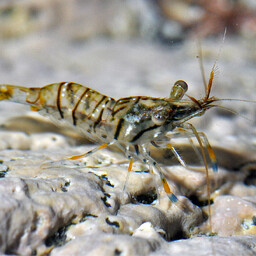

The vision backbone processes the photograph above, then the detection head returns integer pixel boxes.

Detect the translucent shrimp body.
[0,79,218,203]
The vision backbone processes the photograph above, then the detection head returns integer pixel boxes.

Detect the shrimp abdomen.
[0,82,117,142]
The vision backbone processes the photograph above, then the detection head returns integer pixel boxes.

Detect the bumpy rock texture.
[0,1,255,255]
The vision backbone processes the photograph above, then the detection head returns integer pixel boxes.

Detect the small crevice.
[45,226,68,247]
[0,165,9,178]
[242,163,256,185]
[132,189,157,204]
[252,216,256,225]
[101,194,111,207]
[105,217,120,228]
[60,180,70,192]
[189,195,214,208]
[80,214,98,223]
[101,174,114,187]
[114,248,122,256]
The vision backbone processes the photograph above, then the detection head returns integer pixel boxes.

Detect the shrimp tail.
[0,84,42,111]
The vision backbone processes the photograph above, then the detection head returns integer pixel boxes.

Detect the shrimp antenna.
[197,28,227,100]
[207,28,227,100]
[217,105,253,122]
[197,39,207,95]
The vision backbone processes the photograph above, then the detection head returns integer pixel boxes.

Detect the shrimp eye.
[170,80,188,100]
[152,111,167,125]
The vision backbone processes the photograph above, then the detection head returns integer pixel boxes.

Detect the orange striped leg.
[68,143,110,160]
[159,172,178,203]
[123,157,133,191]
[185,123,213,230]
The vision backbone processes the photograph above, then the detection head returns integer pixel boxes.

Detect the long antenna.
[206,28,227,100]
[197,28,227,100]
[197,39,207,95]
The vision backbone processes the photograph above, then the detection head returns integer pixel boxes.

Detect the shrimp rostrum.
[0,70,219,204]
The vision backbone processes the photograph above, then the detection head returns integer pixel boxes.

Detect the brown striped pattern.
[56,82,66,119]
[72,87,90,125]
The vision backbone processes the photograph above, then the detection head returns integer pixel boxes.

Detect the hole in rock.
[45,226,68,247]
[105,217,120,228]
[132,190,157,204]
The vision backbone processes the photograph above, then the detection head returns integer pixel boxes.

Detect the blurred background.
[0,0,255,147]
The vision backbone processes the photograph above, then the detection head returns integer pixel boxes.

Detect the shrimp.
[0,70,219,209]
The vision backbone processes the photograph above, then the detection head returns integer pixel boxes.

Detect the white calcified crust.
[0,131,255,255]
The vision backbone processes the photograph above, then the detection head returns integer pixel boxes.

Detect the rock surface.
[0,1,255,255]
